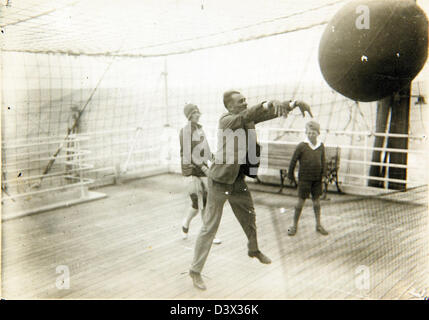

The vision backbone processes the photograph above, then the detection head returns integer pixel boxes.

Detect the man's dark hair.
[223,90,240,109]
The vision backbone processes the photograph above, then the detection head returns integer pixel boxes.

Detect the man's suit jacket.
[209,102,278,184]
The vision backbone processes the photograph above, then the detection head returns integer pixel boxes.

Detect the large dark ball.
[319,0,428,102]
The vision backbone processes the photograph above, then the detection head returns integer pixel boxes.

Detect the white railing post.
[76,136,88,198]
[363,133,368,181]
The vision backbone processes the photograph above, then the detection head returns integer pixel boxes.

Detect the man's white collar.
[304,137,321,150]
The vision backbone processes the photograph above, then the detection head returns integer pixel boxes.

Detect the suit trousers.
[190,174,259,273]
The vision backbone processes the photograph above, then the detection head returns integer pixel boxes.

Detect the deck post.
[368,96,391,188]
[387,84,411,190]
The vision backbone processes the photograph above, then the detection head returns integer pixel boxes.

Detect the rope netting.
[1,0,428,203]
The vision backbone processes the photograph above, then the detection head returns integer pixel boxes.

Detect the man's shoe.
[288,225,297,236]
[248,251,272,264]
[189,271,207,290]
[316,225,329,236]
[213,238,222,244]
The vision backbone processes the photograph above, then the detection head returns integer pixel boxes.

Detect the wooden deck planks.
[2,174,427,299]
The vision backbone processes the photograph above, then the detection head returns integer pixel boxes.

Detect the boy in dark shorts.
[287,120,329,236]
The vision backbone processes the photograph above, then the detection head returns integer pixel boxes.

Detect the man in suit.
[189,90,313,290]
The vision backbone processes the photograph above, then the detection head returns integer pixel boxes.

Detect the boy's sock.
[313,201,328,235]
[313,202,321,226]
[288,206,303,236]
[293,205,302,227]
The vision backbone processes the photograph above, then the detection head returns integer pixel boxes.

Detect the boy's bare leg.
[313,197,328,235]
[182,207,199,239]
[288,197,305,236]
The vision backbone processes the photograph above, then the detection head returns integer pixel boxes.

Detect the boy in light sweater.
[287,121,329,236]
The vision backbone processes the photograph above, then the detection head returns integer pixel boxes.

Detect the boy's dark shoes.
[316,225,329,235]
[288,226,297,236]
[248,251,272,264]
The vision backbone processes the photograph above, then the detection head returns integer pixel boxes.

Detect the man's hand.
[270,100,292,118]
[294,100,313,118]
[268,99,313,118]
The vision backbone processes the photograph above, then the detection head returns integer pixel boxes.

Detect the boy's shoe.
[248,251,272,264]
[288,226,297,236]
[182,226,189,240]
[316,225,329,235]
[213,238,222,244]
[189,271,206,290]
